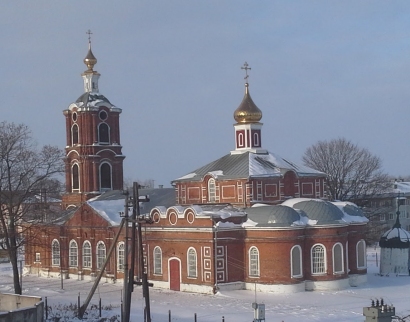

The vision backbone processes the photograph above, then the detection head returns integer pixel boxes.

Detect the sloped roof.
[245,205,304,227]
[75,92,112,108]
[282,198,368,225]
[173,151,325,183]
[88,188,176,225]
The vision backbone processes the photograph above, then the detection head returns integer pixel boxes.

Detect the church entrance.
[169,259,180,291]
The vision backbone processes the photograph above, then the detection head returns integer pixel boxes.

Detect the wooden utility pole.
[122,191,130,322]
[79,218,125,318]
[123,182,153,322]
[135,182,152,322]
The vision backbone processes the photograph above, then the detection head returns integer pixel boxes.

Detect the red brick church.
[24,41,368,294]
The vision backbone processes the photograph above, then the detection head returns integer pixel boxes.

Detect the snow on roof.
[282,198,368,224]
[208,170,223,178]
[292,209,317,226]
[249,152,325,177]
[177,172,197,180]
[87,199,124,225]
[394,181,410,194]
[200,206,246,219]
[382,228,410,241]
[333,201,369,224]
[251,203,270,207]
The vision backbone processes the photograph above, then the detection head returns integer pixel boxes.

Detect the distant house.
[354,181,410,244]
[24,45,368,293]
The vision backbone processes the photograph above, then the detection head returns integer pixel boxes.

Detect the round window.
[99,110,108,121]
[72,112,77,122]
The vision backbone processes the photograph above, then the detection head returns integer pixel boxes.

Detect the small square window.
[35,253,40,262]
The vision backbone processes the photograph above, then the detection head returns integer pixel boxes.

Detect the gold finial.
[241,62,251,82]
[84,30,97,71]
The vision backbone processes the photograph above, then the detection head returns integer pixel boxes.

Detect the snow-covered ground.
[0,248,408,321]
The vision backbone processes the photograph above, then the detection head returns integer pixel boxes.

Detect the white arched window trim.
[83,240,92,269]
[71,163,80,192]
[238,132,244,147]
[117,242,125,271]
[311,244,326,275]
[153,246,162,275]
[208,178,216,203]
[51,239,60,267]
[69,239,78,267]
[249,246,260,277]
[99,161,113,191]
[71,123,79,145]
[290,245,303,278]
[98,122,110,144]
[332,243,344,274]
[356,240,366,269]
[96,241,106,270]
[253,132,260,147]
[187,247,197,278]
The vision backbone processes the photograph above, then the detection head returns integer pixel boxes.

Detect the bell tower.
[62,32,125,208]
[231,62,266,155]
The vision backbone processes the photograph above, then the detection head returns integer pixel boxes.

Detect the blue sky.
[2,1,410,187]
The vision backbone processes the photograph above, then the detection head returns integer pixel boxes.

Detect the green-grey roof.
[173,151,326,183]
[289,200,344,224]
[245,205,304,227]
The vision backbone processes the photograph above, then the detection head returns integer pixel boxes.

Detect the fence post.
[99,298,102,317]
[45,296,48,320]
[78,293,80,317]
[169,309,171,322]
[194,313,197,322]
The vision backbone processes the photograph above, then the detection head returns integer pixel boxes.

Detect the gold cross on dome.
[241,62,251,81]
[86,29,93,43]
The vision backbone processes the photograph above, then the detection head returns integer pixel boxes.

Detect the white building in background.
[379,208,410,276]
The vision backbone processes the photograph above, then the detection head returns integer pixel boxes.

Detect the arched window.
[83,241,91,268]
[72,124,79,145]
[187,247,197,278]
[253,132,260,147]
[153,246,162,275]
[356,240,366,269]
[100,162,112,190]
[332,243,344,274]
[69,240,78,267]
[237,132,244,147]
[96,241,106,270]
[72,164,79,191]
[291,245,302,278]
[311,244,326,274]
[208,178,216,202]
[249,246,260,277]
[52,239,60,266]
[98,123,109,143]
[117,242,124,271]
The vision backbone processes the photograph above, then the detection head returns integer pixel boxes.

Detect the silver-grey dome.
[291,200,343,224]
[246,205,302,227]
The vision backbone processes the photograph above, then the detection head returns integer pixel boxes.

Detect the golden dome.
[84,42,97,71]
[233,83,262,123]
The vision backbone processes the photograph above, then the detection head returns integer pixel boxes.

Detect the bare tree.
[302,138,390,202]
[0,122,64,294]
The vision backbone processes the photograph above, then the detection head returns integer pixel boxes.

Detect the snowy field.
[0,248,408,321]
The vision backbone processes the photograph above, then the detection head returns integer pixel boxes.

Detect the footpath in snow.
[0,248,408,321]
